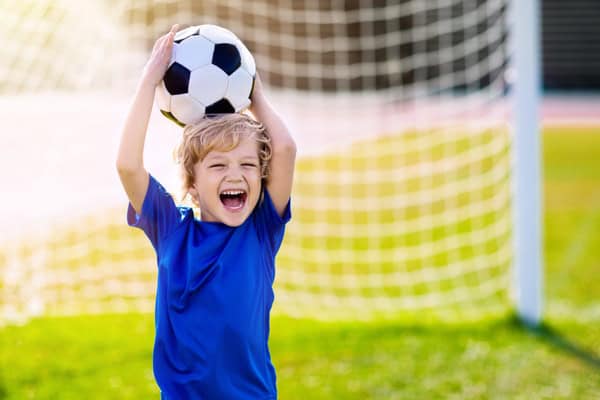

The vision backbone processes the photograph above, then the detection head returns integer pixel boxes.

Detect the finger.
[153,35,168,54]
[161,35,175,56]
[163,25,178,47]
[151,36,164,53]
[163,33,175,51]
[157,27,175,46]
[160,41,173,58]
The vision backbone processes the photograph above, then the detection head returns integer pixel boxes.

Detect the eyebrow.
[204,154,258,162]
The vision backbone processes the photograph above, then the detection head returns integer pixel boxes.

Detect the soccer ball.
[156,24,256,127]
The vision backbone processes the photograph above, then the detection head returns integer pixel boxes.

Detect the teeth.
[221,190,245,196]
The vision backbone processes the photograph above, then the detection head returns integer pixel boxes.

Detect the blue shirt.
[127,175,290,399]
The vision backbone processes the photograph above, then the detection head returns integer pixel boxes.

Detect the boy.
[116,25,296,399]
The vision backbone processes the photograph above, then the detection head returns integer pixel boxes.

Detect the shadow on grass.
[275,314,600,373]
[514,315,600,370]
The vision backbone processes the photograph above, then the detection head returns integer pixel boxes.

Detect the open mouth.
[219,190,247,211]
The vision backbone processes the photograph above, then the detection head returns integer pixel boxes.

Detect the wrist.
[250,92,269,113]
[140,65,164,87]
[137,74,159,94]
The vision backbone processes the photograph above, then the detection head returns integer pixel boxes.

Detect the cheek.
[249,171,262,186]
[196,171,221,186]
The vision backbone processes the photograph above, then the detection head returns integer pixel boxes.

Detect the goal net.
[1,0,516,323]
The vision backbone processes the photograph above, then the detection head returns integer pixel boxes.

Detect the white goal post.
[511,0,543,325]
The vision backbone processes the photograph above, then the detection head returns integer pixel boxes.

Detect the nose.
[225,165,244,182]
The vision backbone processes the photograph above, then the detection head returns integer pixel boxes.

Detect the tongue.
[222,196,243,209]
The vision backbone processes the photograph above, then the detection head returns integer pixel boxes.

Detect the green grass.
[1,315,598,399]
[1,126,599,399]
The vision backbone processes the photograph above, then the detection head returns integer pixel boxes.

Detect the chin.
[218,203,252,227]
[221,213,250,227]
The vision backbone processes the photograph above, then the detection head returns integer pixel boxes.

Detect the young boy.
[116,25,296,399]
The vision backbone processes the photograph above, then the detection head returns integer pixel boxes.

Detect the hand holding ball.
[156,24,256,127]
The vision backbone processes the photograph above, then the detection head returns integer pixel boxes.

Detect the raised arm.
[249,75,297,217]
[116,24,178,214]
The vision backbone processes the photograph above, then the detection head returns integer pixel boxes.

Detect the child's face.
[190,136,262,227]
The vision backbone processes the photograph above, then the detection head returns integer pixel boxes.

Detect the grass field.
[1,125,599,399]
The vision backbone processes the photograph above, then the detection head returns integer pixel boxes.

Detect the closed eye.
[242,163,258,168]
[209,164,225,169]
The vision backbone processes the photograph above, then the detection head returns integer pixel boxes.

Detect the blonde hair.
[175,113,272,198]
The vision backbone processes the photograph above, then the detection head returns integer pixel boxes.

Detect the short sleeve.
[127,174,181,252]
[252,189,291,254]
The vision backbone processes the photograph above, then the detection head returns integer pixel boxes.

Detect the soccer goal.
[0,0,540,324]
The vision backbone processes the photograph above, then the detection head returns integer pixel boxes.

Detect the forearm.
[116,25,177,213]
[249,83,296,213]
[116,80,156,172]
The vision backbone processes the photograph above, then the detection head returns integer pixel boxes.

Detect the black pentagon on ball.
[160,109,185,127]
[163,62,190,95]
[205,99,235,115]
[212,43,241,75]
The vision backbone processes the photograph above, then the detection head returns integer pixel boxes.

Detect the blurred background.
[0,0,598,398]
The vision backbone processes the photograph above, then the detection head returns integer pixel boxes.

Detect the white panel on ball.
[169,43,178,67]
[155,81,171,112]
[188,65,229,106]
[238,43,256,76]
[170,94,206,125]
[227,68,253,110]
[175,36,214,71]
[174,25,200,42]
[199,24,239,45]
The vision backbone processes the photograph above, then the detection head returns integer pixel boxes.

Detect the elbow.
[274,137,297,159]
[115,159,141,176]
[116,149,144,174]
[115,159,129,174]
[285,139,297,158]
